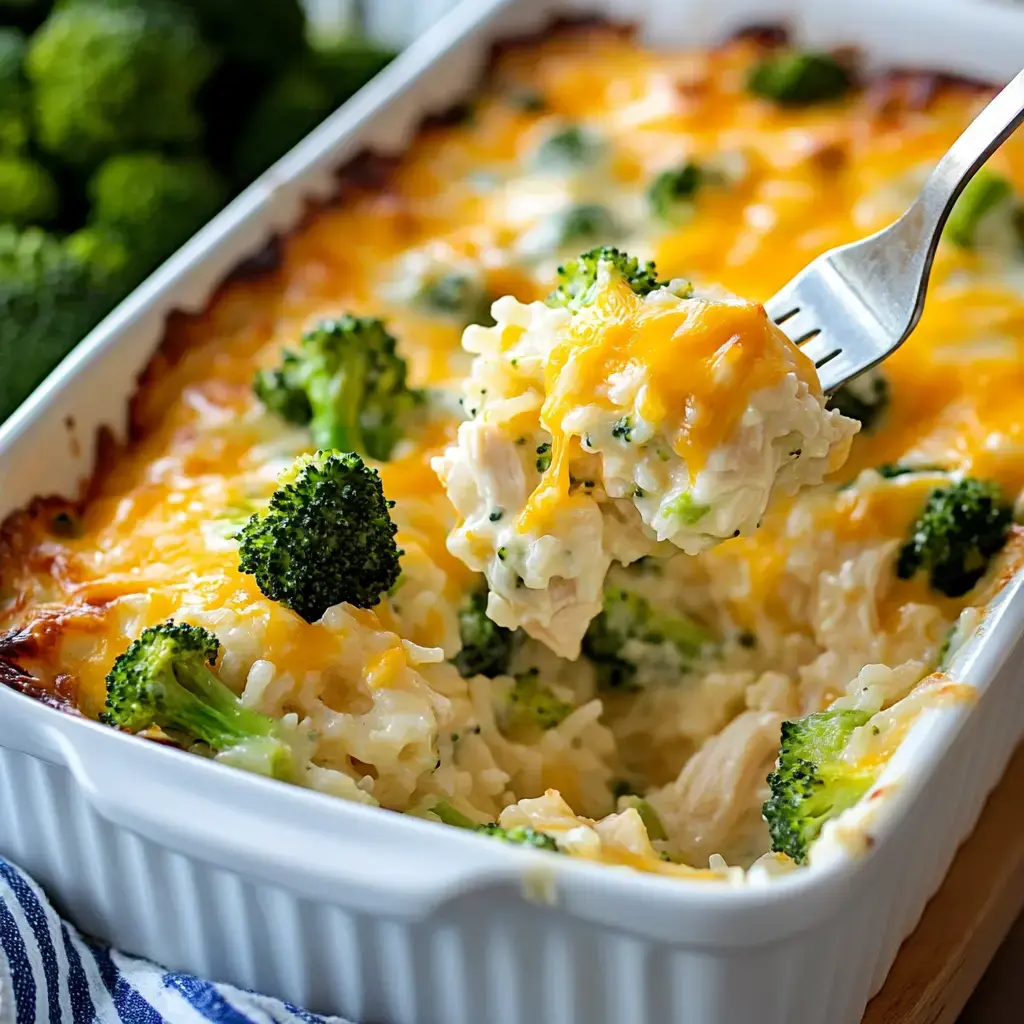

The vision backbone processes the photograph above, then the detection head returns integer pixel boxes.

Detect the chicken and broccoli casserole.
[2,28,1023,878]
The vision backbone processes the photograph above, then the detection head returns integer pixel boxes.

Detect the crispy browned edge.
[0,17,994,717]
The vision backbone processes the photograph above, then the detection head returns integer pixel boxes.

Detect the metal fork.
[766,67,1024,393]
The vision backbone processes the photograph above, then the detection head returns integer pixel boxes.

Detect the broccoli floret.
[87,153,226,274]
[476,823,559,852]
[252,350,312,425]
[233,36,396,183]
[547,246,668,311]
[253,316,422,461]
[0,1,50,33]
[520,203,619,259]
[647,162,705,222]
[173,0,306,73]
[101,621,293,780]
[237,449,402,622]
[763,709,875,864]
[309,35,397,105]
[63,226,132,290]
[432,801,560,851]
[896,477,1013,597]
[431,800,483,830]
[505,667,573,731]
[412,271,492,325]
[0,29,30,153]
[875,463,946,480]
[748,50,852,106]
[453,587,519,678]
[826,367,890,431]
[582,585,710,690]
[0,226,128,420]
[943,169,1018,250]
[26,1,215,168]
[233,67,333,184]
[0,156,59,227]
[530,124,604,173]
[618,795,668,841]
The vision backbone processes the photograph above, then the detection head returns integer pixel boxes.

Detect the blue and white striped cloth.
[0,856,353,1024]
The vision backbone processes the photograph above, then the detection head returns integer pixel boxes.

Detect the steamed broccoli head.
[747,50,852,106]
[530,124,604,173]
[826,366,890,431]
[505,668,573,732]
[101,620,293,780]
[453,587,519,678]
[547,246,668,311]
[253,315,422,461]
[26,0,215,167]
[396,251,493,328]
[896,477,1013,597]
[521,203,620,260]
[582,584,710,690]
[88,153,226,272]
[476,823,559,852]
[237,449,402,622]
[0,156,59,226]
[943,169,1018,250]
[0,29,30,153]
[763,709,875,864]
[0,226,127,420]
[647,162,704,222]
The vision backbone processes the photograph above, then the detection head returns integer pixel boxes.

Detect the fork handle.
[912,66,1024,247]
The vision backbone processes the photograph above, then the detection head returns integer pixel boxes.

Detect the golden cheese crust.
[0,28,1022,873]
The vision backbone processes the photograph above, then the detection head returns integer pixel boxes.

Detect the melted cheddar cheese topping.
[2,26,1024,874]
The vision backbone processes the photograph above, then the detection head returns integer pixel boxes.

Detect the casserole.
[2,1,1024,1021]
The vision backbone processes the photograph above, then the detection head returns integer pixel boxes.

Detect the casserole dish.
[3,1,1024,1022]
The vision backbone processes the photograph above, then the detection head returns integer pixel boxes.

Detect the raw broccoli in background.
[0,154,58,226]
[896,477,1013,597]
[546,245,671,311]
[0,28,30,152]
[172,0,306,74]
[453,587,520,678]
[25,0,215,167]
[0,225,129,419]
[253,315,423,462]
[101,620,294,780]
[86,152,226,273]
[0,0,401,426]
[582,584,711,691]
[763,708,875,864]
[747,50,852,106]
[232,65,335,185]
[233,35,396,184]
[236,449,402,623]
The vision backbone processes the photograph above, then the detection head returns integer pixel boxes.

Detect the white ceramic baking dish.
[2,1,1024,1022]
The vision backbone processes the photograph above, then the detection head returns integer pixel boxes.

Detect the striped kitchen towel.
[0,856,353,1024]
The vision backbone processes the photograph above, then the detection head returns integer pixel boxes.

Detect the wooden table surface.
[862,743,1024,1024]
